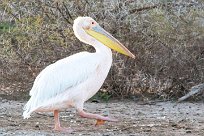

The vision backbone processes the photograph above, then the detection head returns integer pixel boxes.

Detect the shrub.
[1,0,204,100]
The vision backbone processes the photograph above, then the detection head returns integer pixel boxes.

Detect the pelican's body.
[24,46,112,115]
[23,17,135,132]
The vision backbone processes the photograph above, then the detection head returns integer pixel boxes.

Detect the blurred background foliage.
[0,0,204,101]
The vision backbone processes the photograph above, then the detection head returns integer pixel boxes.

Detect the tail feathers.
[23,111,31,119]
[23,99,34,119]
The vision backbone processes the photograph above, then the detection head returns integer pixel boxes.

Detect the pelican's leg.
[53,110,73,132]
[77,110,118,122]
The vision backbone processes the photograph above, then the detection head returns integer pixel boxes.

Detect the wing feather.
[27,52,99,110]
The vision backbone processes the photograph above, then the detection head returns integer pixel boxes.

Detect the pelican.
[23,17,135,132]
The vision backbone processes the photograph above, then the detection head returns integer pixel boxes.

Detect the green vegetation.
[0,22,15,33]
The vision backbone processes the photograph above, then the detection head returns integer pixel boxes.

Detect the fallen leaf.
[95,119,105,126]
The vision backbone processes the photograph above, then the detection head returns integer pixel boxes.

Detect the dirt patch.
[0,98,204,136]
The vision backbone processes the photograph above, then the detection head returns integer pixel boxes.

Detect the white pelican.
[23,17,135,132]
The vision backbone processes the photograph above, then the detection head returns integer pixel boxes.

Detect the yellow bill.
[84,25,135,58]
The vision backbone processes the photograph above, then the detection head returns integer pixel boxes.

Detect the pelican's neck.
[91,40,112,58]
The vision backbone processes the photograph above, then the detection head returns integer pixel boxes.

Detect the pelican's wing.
[27,52,99,110]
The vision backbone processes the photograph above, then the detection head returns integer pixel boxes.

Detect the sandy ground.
[0,97,204,136]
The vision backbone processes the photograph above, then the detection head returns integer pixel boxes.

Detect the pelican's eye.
[91,21,95,25]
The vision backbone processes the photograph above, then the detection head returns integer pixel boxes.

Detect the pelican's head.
[73,17,135,58]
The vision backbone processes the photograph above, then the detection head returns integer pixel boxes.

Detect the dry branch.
[129,2,201,14]
[178,84,204,102]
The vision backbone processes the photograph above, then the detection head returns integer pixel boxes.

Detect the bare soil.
[0,97,204,136]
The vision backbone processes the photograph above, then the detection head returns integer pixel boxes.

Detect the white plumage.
[23,47,112,118]
[23,17,134,131]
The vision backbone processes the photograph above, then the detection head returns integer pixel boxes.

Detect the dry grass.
[0,0,204,100]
